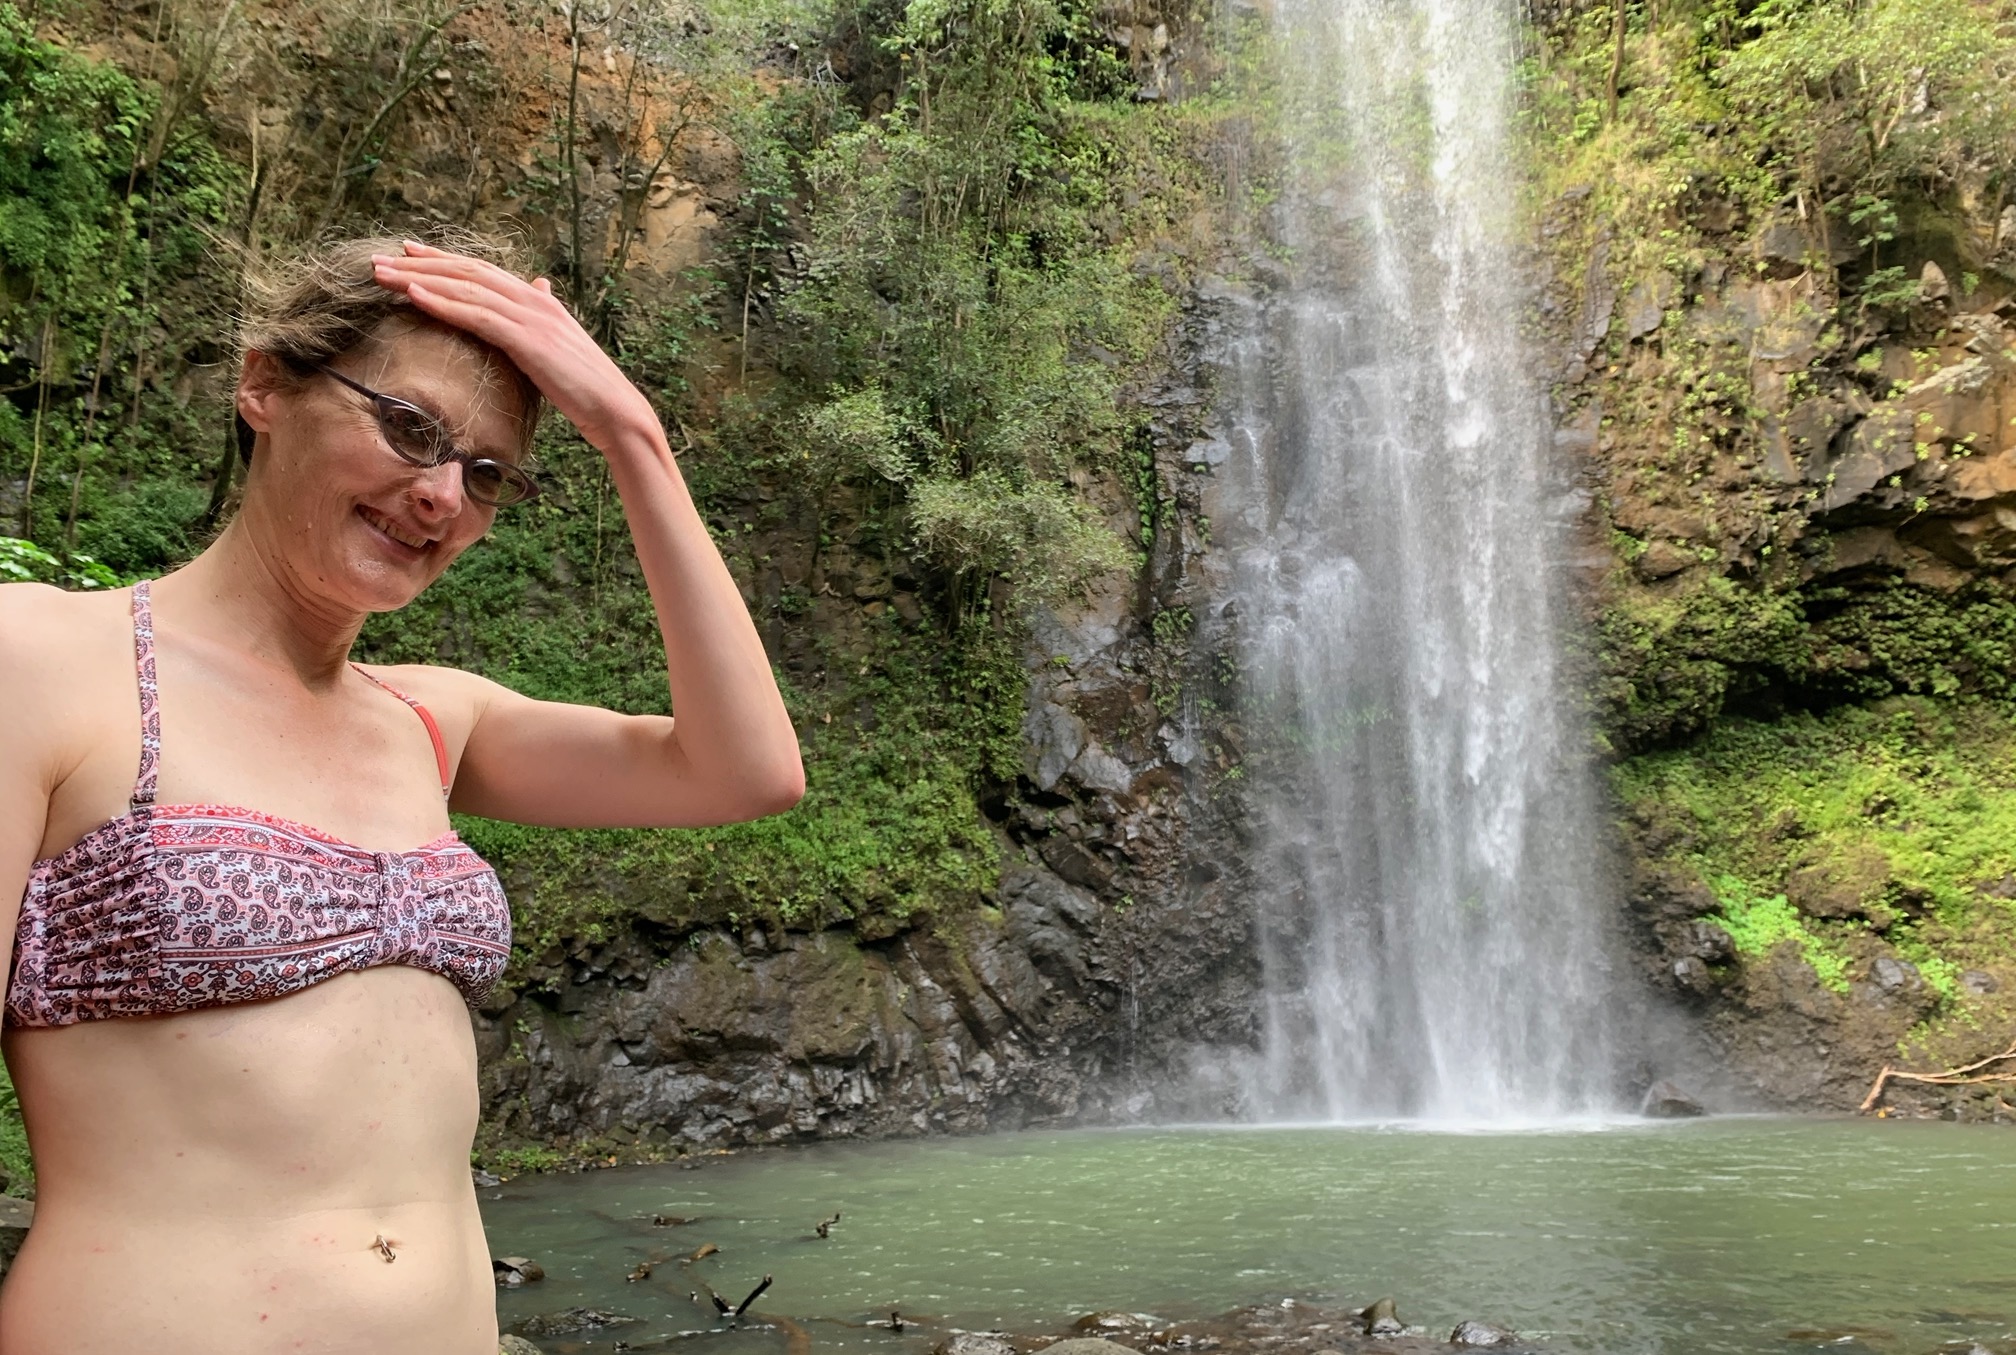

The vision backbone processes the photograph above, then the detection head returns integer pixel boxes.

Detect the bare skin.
[0,245,804,1354]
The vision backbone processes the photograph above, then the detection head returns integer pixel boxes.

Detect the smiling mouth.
[357,506,435,552]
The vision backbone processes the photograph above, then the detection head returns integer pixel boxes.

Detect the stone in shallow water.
[1360,1297,1404,1337]
[937,1334,1017,1355]
[1074,1313,1163,1333]
[515,1306,640,1338]
[1450,1319,1515,1346]
[1041,1339,1148,1355]
[498,1338,542,1355]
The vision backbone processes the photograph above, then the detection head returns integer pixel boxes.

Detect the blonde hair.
[234,227,546,463]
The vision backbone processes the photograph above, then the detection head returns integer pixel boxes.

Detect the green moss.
[1594,574,1808,751]
[1616,698,2016,994]
[1707,878,1850,992]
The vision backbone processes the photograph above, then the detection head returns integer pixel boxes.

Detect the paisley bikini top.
[6,581,512,1029]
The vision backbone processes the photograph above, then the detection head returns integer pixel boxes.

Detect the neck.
[164,520,366,684]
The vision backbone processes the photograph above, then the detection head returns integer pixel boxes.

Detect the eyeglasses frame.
[311,362,541,508]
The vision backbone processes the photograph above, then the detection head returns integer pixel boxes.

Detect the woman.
[0,234,804,1353]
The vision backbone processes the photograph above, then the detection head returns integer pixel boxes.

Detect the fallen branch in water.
[736,1275,773,1317]
[1860,1038,2016,1112]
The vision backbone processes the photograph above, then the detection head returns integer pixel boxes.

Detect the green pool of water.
[483,1118,2016,1354]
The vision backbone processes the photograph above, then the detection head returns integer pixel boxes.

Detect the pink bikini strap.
[130,581,161,808]
[351,665,452,798]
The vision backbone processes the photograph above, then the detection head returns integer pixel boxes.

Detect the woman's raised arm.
[370,242,804,830]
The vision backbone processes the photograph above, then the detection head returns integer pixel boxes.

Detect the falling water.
[1215,0,1618,1120]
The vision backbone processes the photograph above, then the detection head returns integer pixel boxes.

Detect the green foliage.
[768,0,1181,618]
[450,619,1013,964]
[0,2,147,295]
[1708,877,1850,991]
[0,1061,29,1193]
[1617,698,2016,996]
[1806,582,2016,703]
[0,535,130,589]
[1713,0,2016,201]
[1595,574,1808,750]
[0,2,238,560]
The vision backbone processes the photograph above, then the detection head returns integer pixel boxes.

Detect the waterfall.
[1214,0,1618,1121]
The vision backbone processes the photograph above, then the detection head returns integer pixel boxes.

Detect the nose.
[405,457,468,520]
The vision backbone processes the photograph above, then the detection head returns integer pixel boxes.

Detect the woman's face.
[236,322,531,615]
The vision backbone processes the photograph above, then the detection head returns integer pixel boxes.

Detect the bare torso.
[0,583,500,1354]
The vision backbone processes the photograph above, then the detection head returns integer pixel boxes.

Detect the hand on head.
[370,241,659,454]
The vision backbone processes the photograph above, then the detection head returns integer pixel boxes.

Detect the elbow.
[742,754,806,820]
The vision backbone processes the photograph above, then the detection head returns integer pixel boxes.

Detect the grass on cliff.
[1614,697,2016,998]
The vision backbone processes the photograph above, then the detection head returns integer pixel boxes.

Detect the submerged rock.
[1641,1079,1707,1118]
[1074,1312,1162,1333]
[1450,1319,1515,1346]
[515,1306,639,1338]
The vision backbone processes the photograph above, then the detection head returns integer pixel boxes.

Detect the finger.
[375,259,538,315]
[534,277,554,295]
[376,253,519,288]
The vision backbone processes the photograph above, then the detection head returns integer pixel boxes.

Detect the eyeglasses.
[313,364,540,508]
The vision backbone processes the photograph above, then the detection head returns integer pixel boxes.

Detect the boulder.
[1688,920,1735,964]
[938,1335,1018,1355]
[1871,956,1922,995]
[1450,1319,1516,1347]
[1641,1079,1707,1118]
[1634,540,1697,581]
[1039,1340,1144,1355]
[934,1335,1013,1355]
[1361,1296,1404,1336]
[1785,847,1893,925]
[493,1256,544,1286]
[1671,955,1713,995]
[498,1339,543,1355]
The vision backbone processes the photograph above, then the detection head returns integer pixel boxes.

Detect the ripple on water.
[482,1119,2016,1355]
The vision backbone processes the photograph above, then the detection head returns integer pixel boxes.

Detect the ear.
[236,349,291,436]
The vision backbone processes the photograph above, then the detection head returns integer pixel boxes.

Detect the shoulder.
[0,582,130,681]
[0,582,134,768]
[349,660,517,729]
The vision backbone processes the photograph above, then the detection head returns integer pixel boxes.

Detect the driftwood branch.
[1860,1039,2016,1112]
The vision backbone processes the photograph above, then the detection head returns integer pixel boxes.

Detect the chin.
[339,554,451,613]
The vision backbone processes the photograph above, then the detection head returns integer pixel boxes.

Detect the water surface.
[485,1119,2016,1354]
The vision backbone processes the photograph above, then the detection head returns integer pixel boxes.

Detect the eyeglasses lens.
[378,402,451,468]
[463,465,528,508]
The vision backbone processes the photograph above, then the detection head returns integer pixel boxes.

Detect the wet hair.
[233,226,546,465]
